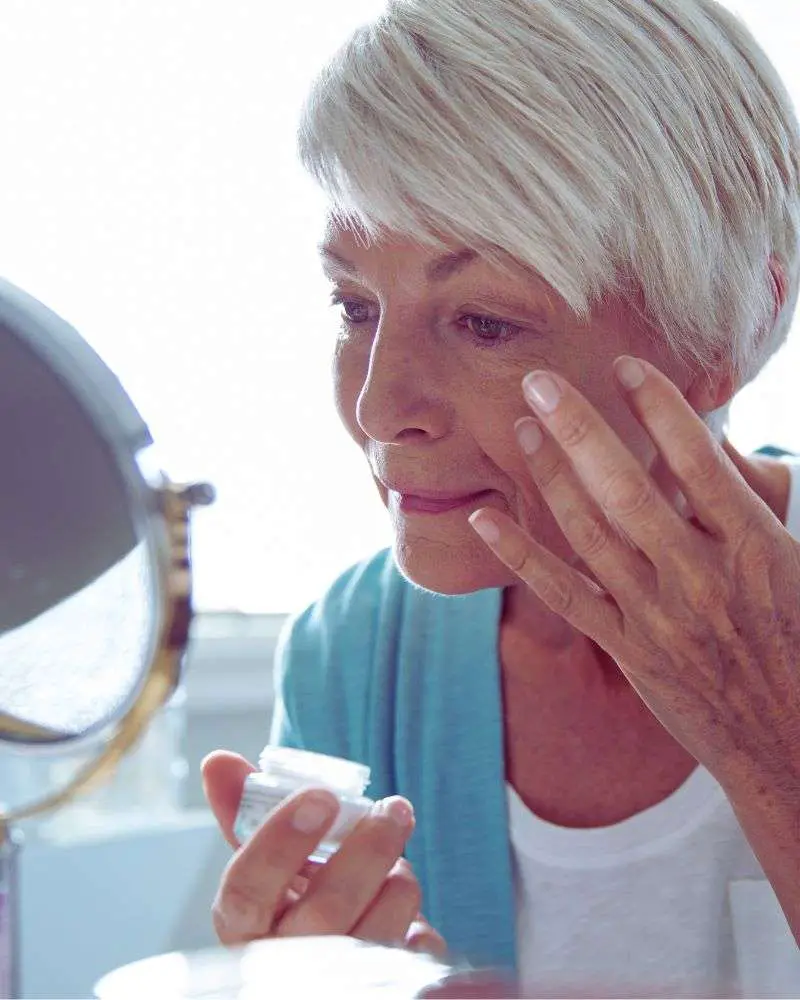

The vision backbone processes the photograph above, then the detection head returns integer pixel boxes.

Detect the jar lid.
[258,745,370,796]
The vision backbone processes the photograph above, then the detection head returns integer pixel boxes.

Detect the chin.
[391,534,517,596]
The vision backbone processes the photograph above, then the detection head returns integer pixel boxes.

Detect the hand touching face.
[469,355,800,794]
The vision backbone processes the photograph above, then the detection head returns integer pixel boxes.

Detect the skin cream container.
[234,746,374,861]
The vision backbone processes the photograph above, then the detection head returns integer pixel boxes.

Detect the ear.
[684,366,736,414]
[769,253,788,323]
[685,254,787,415]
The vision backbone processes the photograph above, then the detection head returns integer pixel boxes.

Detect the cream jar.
[233,745,374,861]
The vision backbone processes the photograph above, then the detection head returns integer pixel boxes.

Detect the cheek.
[569,366,656,466]
[597,392,657,467]
[470,405,544,507]
[332,341,367,443]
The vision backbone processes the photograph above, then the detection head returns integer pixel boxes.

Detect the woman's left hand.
[468,355,800,796]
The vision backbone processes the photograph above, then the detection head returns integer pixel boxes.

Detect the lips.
[378,478,488,502]
[398,492,489,514]
[378,479,492,515]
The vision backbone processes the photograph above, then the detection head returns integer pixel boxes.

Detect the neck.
[500,582,628,696]
[499,583,698,828]
[501,580,578,650]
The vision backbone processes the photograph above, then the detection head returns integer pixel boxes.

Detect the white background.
[0,0,796,613]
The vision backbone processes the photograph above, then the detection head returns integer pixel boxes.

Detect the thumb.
[406,915,448,959]
[721,438,791,524]
[721,437,763,491]
[200,749,257,849]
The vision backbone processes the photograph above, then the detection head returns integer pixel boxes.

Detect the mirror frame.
[0,276,214,823]
[0,479,212,825]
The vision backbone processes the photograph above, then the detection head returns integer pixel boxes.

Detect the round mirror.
[0,277,211,1000]
[0,276,210,819]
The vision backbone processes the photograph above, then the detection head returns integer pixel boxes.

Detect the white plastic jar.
[234,746,374,861]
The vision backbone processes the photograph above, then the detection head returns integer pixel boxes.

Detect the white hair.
[298,0,800,436]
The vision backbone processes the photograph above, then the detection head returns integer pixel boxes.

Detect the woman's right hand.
[201,750,446,956]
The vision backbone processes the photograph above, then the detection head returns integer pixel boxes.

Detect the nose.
[355,314,449,444]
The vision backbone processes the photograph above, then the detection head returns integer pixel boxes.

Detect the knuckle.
[534,452,567,491]
[220,883,263,922]
[505,538,535,575]
[508,546,570,610]
[536,572,576,616]
[212,884,268,943]
[674,435,722,486]
[567,509,612,561]
[602,469,656,519]
[387,868,422,913]
[556,411,592,450]
[233,816,312,878]
[687,573,731,615]
[667,557,729,618]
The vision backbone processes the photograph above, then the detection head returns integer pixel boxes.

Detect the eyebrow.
[318,245,479,283]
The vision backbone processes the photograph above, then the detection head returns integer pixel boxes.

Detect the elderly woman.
[203,0,800,994]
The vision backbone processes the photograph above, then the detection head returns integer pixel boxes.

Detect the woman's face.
[322,220,695,596]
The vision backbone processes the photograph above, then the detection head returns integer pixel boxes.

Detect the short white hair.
[298,0,800,435]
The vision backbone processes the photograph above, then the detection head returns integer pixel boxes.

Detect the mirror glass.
[0,540,156,739]
[0,280,163,752]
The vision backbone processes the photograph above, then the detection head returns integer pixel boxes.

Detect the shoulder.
[271,546,499,761]
[270,547,413,755]
[276,546,403,665]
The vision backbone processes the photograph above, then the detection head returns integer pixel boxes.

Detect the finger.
[721,438,791,525]
[349,858,421,946]
[721,438,759,490]
[201,750,257,848]
[612,356,768,537]
[521,367,691,565]
[200,749,324,879]
[469,507,623,652]
[271,874,310,926]
[212,787,340,945]
[275,796,415,937]
[405,918,449,959]
[513,414,655,600]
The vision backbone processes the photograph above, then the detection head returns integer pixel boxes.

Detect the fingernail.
[292,791,338,834]
[614,355,645,389]
[375,796,414,828]
[523,372,561,413]
[516,417,543,455]
[468,511,500,545]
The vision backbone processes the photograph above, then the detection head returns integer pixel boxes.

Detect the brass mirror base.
[0,479,213,830]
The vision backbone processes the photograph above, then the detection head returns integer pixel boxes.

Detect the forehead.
[318,216,546,290]
[319,216,448,260]
[316,218,656,343]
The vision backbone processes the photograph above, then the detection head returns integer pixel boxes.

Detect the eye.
[459,314,522,345]
[330,292,375,325]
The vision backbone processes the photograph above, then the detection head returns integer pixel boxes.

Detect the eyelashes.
[456,314,522,344]
[329,292,523,348]
[330,294,372,326]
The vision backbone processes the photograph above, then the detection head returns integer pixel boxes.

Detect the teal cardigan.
[269,547,517,972]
